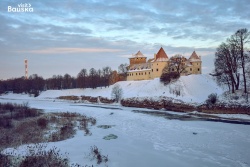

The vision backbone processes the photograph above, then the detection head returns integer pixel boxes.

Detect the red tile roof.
[156,47,168,59]
[189,51,199,59]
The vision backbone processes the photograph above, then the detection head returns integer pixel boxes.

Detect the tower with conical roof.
[152,47,169,62]
[150,47,169,78]
[186,51,202,74]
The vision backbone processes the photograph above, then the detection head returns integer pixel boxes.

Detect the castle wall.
[185,61,202,75]
[127,70,151,81]
[151,61,168,79]
[129,57,147,65]
[127,49,202,81]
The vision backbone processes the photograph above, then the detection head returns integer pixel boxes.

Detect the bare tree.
[232,28,250,93]
[168,54,187,74]
[102,66,112,87]
[63,74,72,89]
[215,28,249,93]
[118,63,128,78]
[111,84,123,102]
[77,68,88,88]
[214,42,240,93]
[89,68,97,89]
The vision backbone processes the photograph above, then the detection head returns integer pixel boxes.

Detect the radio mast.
[25,59,28,79]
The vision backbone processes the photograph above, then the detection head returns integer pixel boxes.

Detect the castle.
[127,47,202,81]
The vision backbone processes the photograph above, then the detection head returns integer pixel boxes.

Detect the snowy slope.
[0,74,223,103]
[37,74,223,103]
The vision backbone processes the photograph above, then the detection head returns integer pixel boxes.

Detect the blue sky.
[0,0,250,79]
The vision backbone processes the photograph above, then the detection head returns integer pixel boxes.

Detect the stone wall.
[81,96,98,103]
[198,104,250,114]
[58,96,80,101]
[121,97,195,112]
[81,96,115,104]
[57,95,249,114]
[99,97,115,103]
[121,97,250,115]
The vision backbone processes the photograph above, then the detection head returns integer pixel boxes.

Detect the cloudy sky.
[0,0,249,79]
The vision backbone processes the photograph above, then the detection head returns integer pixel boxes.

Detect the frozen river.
[1,97,250,167]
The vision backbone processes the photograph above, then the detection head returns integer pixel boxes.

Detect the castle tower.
[129,51,147,65]
[24,59,28,79]
[187,51,202,74]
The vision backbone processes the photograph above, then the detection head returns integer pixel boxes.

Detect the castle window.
[197,63,198,65]
[145,72,146,75]
[136,73,137,75]
[149,72,150,74]
[156,68,159,72]
[142,73,143,75]
[190,68,192,71]
[198,68,200,71]
[157,63,158,65]
[139,73,140,75]
[152,69,153,72]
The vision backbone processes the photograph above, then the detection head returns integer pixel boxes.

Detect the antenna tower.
[25,59,28,79]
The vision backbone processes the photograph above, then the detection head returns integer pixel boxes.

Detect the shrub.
[160,72,180,85]
[0,117,12,128]
[0,154,13,167]
[205,93,218,108]
[19,145,69,167]
[37,117,48,129]
[59,123,76,140]
[90,146,108,164]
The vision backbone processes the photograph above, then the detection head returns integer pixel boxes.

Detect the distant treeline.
[0,66,121,97]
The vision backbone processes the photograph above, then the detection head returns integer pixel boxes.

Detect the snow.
[1,74,249,166]
[1,98,250,167]
[33,74,223,103]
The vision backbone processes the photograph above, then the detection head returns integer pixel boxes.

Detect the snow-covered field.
[0,96,250,167]
[1,74,233,105]
[37,74,224,103]
[1,74,249,166]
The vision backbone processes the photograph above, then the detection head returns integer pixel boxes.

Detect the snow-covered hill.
[37,74,223,103]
